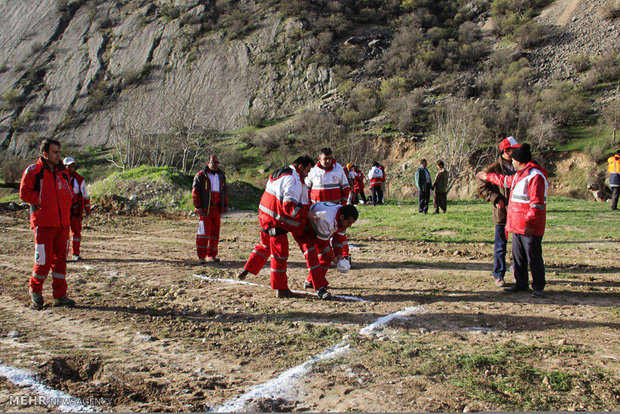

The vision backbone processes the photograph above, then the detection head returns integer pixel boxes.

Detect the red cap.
[499,136,521,151]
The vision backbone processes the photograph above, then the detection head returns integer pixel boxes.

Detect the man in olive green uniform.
[433,160,449,213]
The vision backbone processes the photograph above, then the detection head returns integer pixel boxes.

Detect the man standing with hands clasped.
[477,143,549,298]
[192,155,228,264]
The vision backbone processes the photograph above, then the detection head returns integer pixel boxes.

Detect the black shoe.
[237,269,248,280]
[531,290,545,298]
[276,289,299,298]
[30,291,44,310]
[304,281,313,289]
[317,287,331,300]
[54,296,76,307]
[503,285,529,293]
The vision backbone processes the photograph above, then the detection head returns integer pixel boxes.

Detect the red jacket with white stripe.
[20,157,73,228]
[486,162,548,236]
[68,171,90,218]
[368,166,384,188]
[305,161,350,205]
[258,165,310,235]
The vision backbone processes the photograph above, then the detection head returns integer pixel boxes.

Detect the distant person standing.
[20,139,75,309]
[353,166,367,204]
[477,143,549,298]
[477,136,520,287]
[415,159,432,213]
[368,162,384,205]
[64,157,91,261]
[432,160,449,213]
[608,150,620,210]
[192,155,228,263]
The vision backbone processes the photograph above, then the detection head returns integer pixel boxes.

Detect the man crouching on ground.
[296,203,358,300]
[477,143,549,298]
[20,139,76,309]
[237,155,317,298]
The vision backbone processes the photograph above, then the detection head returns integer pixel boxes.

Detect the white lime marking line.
[214,306,424,412]
[192,274,371,302]
[0,364,95,412]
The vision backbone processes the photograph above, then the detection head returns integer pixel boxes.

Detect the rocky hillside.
[0,0,332,155]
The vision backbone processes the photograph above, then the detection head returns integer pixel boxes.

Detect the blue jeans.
[493,225,507,280]
[512,234,545,291]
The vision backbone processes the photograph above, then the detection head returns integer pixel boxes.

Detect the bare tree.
[431,98,489,191]
[602,96,620,145]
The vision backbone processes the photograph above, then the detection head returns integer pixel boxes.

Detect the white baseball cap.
[63,157,76,166]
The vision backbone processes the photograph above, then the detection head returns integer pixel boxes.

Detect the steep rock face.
[0,0,332,155]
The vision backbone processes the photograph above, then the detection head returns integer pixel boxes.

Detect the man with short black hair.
[20,139,75,309]
[297,203,358,300]
[238,155,317,298]
[192,155,228,263]
[433,160,449,213]
[368,162,384,205]
[415,159,432,213]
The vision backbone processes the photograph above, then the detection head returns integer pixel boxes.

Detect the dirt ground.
[0,209,618,412]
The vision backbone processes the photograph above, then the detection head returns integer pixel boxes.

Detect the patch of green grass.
[350,197,618,243]
[557,124,615,159]
[0,192,20,203]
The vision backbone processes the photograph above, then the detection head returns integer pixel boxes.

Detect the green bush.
[569,54,591,73]
[537,82,589,125]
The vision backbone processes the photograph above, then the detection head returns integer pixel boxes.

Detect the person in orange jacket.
[64,157,91,261]
[608,150,620,211]
[20,139,75,309]
[192,155,228,263]
[477,143,549,298]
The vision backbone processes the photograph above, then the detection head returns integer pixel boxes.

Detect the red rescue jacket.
[487,162,548,236]
[20,157,73,228]
[258,165,310,235]
[192,168,228,215]
[68,171,90,218]
[306,161,350,205]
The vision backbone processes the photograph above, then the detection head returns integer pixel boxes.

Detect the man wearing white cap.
[477,136,520,287]
[64,157,90,261]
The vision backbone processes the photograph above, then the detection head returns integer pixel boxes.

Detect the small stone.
[558,338,567,346]
[8,330,22,338]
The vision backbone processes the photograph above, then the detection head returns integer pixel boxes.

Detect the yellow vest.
[608,155,620,174]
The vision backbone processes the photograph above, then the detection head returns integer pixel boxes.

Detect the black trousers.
[512,233,545,291]
[612,187,619,210]
[434,192,447,212]
[372,187,383,204]
[418,190,430,213]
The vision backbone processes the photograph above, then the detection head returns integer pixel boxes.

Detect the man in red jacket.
[237,155,316,298]
[192,155,228,263]
[477,143,548,298]
[20,139,75,309]
[64,157,91,261]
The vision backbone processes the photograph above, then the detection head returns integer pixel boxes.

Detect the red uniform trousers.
[69,216,83,256]
[30,226,70,299]
[293,232,330,290]
[243,229,291,290]
[196,206,221,259]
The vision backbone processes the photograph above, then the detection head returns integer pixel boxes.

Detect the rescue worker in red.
[20,139,75,309]
[64,157,90,261]
[297,203,358,300]
[237,155,316,298]
[368,162,385,204]
[305,147,352,263]
[192,155,228,263]
[353,166,367,204]
[477,143,549,298]
[608,150,620,211]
